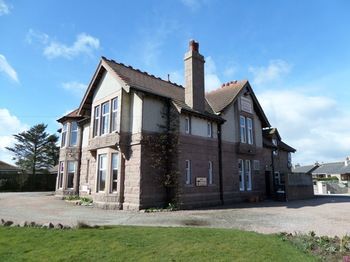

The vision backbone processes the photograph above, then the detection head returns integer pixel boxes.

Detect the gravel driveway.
[1,192,349,236]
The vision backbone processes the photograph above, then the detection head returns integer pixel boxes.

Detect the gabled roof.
[262,127,296,152]
[206,81,270,128]
[0,160,20,172]
[262,128,281,141]
[77,57,222,122]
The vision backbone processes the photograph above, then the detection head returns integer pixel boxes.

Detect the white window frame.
[247,117,253,145]
[97,154,107,192]
[207,122,212,138]
[69,121,78,146]
[185,160,191,185]
[61,123,67,147]
[238,159,245,191]
[93,105,100,137]
[101,102,110,135]
[245,160,252,191]
[67,161,75,189]
[208,161,213,184]
[240,116,246,143]
[111,153,119,193]
[111,97,119,132]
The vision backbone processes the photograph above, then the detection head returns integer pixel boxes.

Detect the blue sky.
[1,0,350,165]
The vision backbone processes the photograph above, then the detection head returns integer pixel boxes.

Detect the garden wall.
[0,173,57,192]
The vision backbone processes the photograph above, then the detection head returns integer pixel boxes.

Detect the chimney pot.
[189,40,199,52]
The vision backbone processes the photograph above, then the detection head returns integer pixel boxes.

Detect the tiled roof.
[312,161,350,175]
[293,164,318,173]
[206,80,247,113]
[103,58,185,101]
[0,160,20,171]
[57,109,83,123]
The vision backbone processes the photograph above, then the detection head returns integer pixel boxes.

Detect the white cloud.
[0,0,10,16]
[205,56,221,91]
[181,0,208,10]
[258,89,350,165]
[0,54,19,83]
[26,29,100,59]
[62,81,87,96]
[249,59,291,85]
[223,65,236,78]
[0,109,29,164]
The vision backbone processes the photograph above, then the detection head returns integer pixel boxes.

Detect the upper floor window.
[101,102,110,135]
[207,122,212,138]
[93,105,100,137]
[185,160,191,184]
[208,161,213,184]
[111,153,118,192]
[240,116,246,143]
[246,118,253,145]
[185,117,191,134]
[61,123,67,147]
[69,121,78,146]
[287,153,292,168]
[111,97,119,132]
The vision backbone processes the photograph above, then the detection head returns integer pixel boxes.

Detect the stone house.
[55,40,295,210]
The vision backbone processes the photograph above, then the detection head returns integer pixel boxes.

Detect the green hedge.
[0,173,57,192]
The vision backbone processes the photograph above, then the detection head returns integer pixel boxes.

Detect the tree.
[6,123,59,175]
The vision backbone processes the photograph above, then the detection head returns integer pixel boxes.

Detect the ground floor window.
[58,162,64,189]
[97,154,107,192]
[238,159,252,191]
[67,161,76,189]
[274,172,285,186]
[185,160,191,184]
[208,161,213,184]
[111,153,118,192]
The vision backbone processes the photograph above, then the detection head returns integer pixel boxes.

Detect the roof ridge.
[102,56,184,89]
[206,79,247,94]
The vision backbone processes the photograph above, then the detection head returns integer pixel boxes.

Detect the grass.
[0,226,316,262]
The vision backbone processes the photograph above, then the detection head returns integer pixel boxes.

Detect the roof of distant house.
[312,161,350,175]
[293,164,318,173]
[0,160,20,172]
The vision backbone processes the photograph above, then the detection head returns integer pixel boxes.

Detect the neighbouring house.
[0,160,21,175]
[55,40,298,210]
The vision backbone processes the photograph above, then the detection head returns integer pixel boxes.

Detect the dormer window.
[61,123,67,147]
[69,121,78,146]
[185,117,191,134]
[101,102,110,135]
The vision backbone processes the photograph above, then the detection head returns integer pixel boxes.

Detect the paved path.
[1,192,349,236]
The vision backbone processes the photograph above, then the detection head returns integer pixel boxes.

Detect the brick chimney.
[184,40,205,112]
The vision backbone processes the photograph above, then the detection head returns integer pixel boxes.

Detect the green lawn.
[0,226,316,261]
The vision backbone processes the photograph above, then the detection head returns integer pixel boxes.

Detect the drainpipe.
[218,123,224,205]
[271,149,275,198]
[75,124,83,196]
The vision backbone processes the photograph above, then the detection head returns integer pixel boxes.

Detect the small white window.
[207,122,212,137]
[93,105,100,137]
[240,116,246,143]
[67,161,76,189]
[69,121,78,146]
[245,160,252,191]
[287,153,292,168]
[185,117,190,134]
[111,153,118,192]
[247,118,253,145]
[61,123,67,147]
[208,161,213,184]
[101,102,110,135]
[111,97,119,132]
[274,172,283,185]
[185,160,191,184]
[238,159,244,191]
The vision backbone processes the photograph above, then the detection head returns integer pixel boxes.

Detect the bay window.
[67,161,75,189]
[111,153,118,192]
[69,121,78,146]
[61,123,67,147]
[58,162,64,189]
[93,105,100,137]
[111,97,119,132]
[97,154,107,192]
